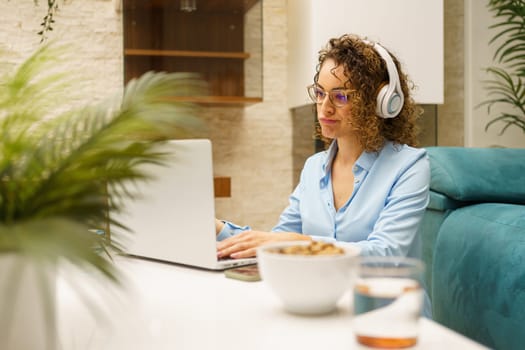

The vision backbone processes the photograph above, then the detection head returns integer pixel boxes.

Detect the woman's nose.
[319,95,335,115]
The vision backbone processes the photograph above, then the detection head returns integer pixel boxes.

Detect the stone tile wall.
[212,0,291,230]
[0,1,123,107]
[438,0,465,146]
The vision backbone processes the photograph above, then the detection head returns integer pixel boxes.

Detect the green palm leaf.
[0,42,206,279]
[480,0,525,135]
[1,32,207,350]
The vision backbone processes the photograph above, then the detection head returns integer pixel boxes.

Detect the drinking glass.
[352,256,425,348]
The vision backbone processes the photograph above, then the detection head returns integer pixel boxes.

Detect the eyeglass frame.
[306,84,356,108]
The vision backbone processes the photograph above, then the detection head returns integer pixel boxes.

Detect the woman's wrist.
[215,219,225,235]
[279,232,312,242]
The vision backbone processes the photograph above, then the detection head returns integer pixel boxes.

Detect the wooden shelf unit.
[123,0,262,104]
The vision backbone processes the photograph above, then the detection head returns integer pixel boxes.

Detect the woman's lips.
[319,118,338,125]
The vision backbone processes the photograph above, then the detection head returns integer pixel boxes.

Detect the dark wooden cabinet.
[123,0,263,104]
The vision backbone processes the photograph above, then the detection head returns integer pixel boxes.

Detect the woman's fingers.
[217,231,309,258]
[218,243,255,258]
[218,231,254,248]
[217,231,259,258]
[230,247,257,259]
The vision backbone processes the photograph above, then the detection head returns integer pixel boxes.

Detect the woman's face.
[315,58,355,140]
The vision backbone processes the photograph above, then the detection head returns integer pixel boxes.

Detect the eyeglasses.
[306,84,353,108]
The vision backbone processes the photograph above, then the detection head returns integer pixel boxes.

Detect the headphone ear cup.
[376,84,390,118]
[376,83,403,118]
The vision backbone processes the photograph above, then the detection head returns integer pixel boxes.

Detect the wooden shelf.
[125,49,250,59]
[126,0,260,13]
[168,96,263,105]
[123,0,262,103]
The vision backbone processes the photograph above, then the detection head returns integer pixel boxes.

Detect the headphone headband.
[368,42,404,118]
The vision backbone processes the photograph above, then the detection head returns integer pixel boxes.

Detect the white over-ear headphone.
[371,43,404,118]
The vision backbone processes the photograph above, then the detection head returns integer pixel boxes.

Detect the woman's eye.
[332,91,348,104]
[314,88,326,99]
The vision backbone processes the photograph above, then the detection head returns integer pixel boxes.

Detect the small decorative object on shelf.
[123,0,263,105]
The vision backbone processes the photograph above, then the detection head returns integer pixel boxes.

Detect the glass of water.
[352,256,425,348]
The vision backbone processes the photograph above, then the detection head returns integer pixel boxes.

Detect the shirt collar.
[321,140,380,178]
[321,141,338,178]
[356,149,377,172]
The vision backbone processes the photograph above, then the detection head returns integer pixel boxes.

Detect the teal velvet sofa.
[419,147,525,349]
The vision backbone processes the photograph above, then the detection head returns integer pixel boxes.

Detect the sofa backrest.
[426,147,525,205]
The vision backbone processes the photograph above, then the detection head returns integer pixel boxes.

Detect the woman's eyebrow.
[316,83,346,91]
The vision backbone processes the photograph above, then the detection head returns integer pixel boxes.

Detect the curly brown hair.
[313,34,422,152]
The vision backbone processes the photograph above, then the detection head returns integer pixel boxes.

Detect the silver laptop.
[110,139,257,270]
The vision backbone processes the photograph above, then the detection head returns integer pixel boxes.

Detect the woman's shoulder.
[377,142,429,173]
[304,148,330,166]
[382,142,427,160]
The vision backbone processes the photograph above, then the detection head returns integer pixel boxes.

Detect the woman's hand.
[217,230,311,259]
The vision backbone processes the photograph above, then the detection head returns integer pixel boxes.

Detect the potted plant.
[0,43,205,349]
[479,0,525,135]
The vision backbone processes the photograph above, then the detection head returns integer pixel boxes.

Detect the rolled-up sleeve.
[216,221,250,241]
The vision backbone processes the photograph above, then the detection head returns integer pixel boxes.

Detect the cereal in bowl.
[268,241,344,256]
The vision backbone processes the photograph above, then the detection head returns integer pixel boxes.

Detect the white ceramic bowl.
[257,241,361,315]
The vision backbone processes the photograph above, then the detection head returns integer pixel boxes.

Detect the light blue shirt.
[218,141,432,317]
[217,140,430,259]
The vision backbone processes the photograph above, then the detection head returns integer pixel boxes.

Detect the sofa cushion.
[432,203,525,349]
[428,191,466,211]
[425,147,525,204]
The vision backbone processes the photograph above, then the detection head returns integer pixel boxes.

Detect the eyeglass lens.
[307,85,349,107]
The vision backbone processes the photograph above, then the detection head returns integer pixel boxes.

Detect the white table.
[58,255,488,350]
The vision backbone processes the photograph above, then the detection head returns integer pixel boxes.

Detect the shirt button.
[353,166,358,172]
[355,179,360,183]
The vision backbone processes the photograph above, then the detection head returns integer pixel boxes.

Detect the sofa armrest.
[425,147,525,204]
[431,202,525,349]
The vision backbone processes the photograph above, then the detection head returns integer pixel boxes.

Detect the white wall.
[287,0,444,108]
[465,0,525,147]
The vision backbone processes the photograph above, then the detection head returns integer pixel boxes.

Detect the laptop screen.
[110,139,221,268]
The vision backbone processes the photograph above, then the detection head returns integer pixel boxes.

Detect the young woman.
[216,34,429,262]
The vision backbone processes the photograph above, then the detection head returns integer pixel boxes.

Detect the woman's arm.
[353,155,430,257]
[215,173,309,258]
[271,181,304,233]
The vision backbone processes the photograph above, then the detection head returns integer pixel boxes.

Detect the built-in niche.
[123,0,263,105]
